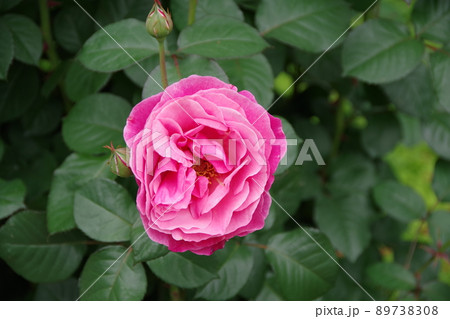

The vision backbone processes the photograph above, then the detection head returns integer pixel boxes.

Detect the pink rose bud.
[104,144,132,178]
[146,0,173,40]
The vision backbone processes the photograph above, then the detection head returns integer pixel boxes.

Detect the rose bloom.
[124,75,286,255]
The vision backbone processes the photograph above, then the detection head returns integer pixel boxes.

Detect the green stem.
[38,0,59,67]
[188,0,197,26]
[158,39,169,89]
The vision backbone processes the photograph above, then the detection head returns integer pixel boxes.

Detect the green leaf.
[95,0,155,25]
[147,252,219,289]
[0,178,26,219]
[255,274,284,301]
[79,246,147,301]
[361,113,402,158]
[342,19,424,84]
[218,54,274,107]
[273,117,300,175]
[3,14,43,65]
[34,278,78,301]
[0,0,22,11]
[124,55,159,87]
[428,211,450,247]
[422,113,450,160]
[62,93,130,155]
[74,179,136,242]
[178,16,267,59]
[431,50,450,112]
[0,211,86,283]
[432,159,450,202]
[131,218,168,263]
[366,262,415,291]
[0,64,39,124]
[315,194,372,262]
[54,6,95,54]
[328,153,376,196]
[265,229,338,300]
[382,64,436,119]
[373,180,426,223]
[412,0,450,44]
[239,245,267,299]
[78,19,159,72]
[195,244,253,300]
[47,153,114,234]
[0,21,13,79]
[65,61,111,102]
[143,55,228,98]
[256,0,352,53]
[423,281,450,301]
[171,0,244,30]
[21,98,63,137]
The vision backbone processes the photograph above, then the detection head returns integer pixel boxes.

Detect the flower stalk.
[146,0,173,89]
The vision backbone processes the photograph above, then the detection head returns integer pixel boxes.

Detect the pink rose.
[124,75,286,255]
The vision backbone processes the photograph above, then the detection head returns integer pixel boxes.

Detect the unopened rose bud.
[104,144,132,178]
[146,0,173,40]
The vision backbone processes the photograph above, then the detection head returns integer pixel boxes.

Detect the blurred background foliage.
[0,0,449,301]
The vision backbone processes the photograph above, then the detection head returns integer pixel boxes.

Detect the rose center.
[192,159,217,182]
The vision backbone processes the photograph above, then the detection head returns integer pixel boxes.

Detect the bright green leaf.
[65,61,111,102]
[79,246,146,301]
[78,19,159,72]
[131,218,168,263]
[315,194,373,262]
[0,211,86,283]
[256,0,352,53]
[62,93,130,154]
[178,16,267,59]
[47,153,113,234]
[265,229,339,300]
[342,19,424,84]
[0,178,26,219]
[147,252,219,289]
[218,54,274,107]
[367,262,415,291]
[195,243,253,300]
[74,179,137,242]
[373,180,426,223]
[0,21,13,79]
[143,55,228,98]
[3,14,43,65]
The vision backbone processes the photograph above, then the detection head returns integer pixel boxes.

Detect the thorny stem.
[188,0,197,26]
[158,39,169,88]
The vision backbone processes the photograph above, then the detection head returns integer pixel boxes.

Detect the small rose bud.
[146,0,173,40]
[104,144,132,178]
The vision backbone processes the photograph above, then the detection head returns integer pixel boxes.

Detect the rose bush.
[124,75,286,255]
